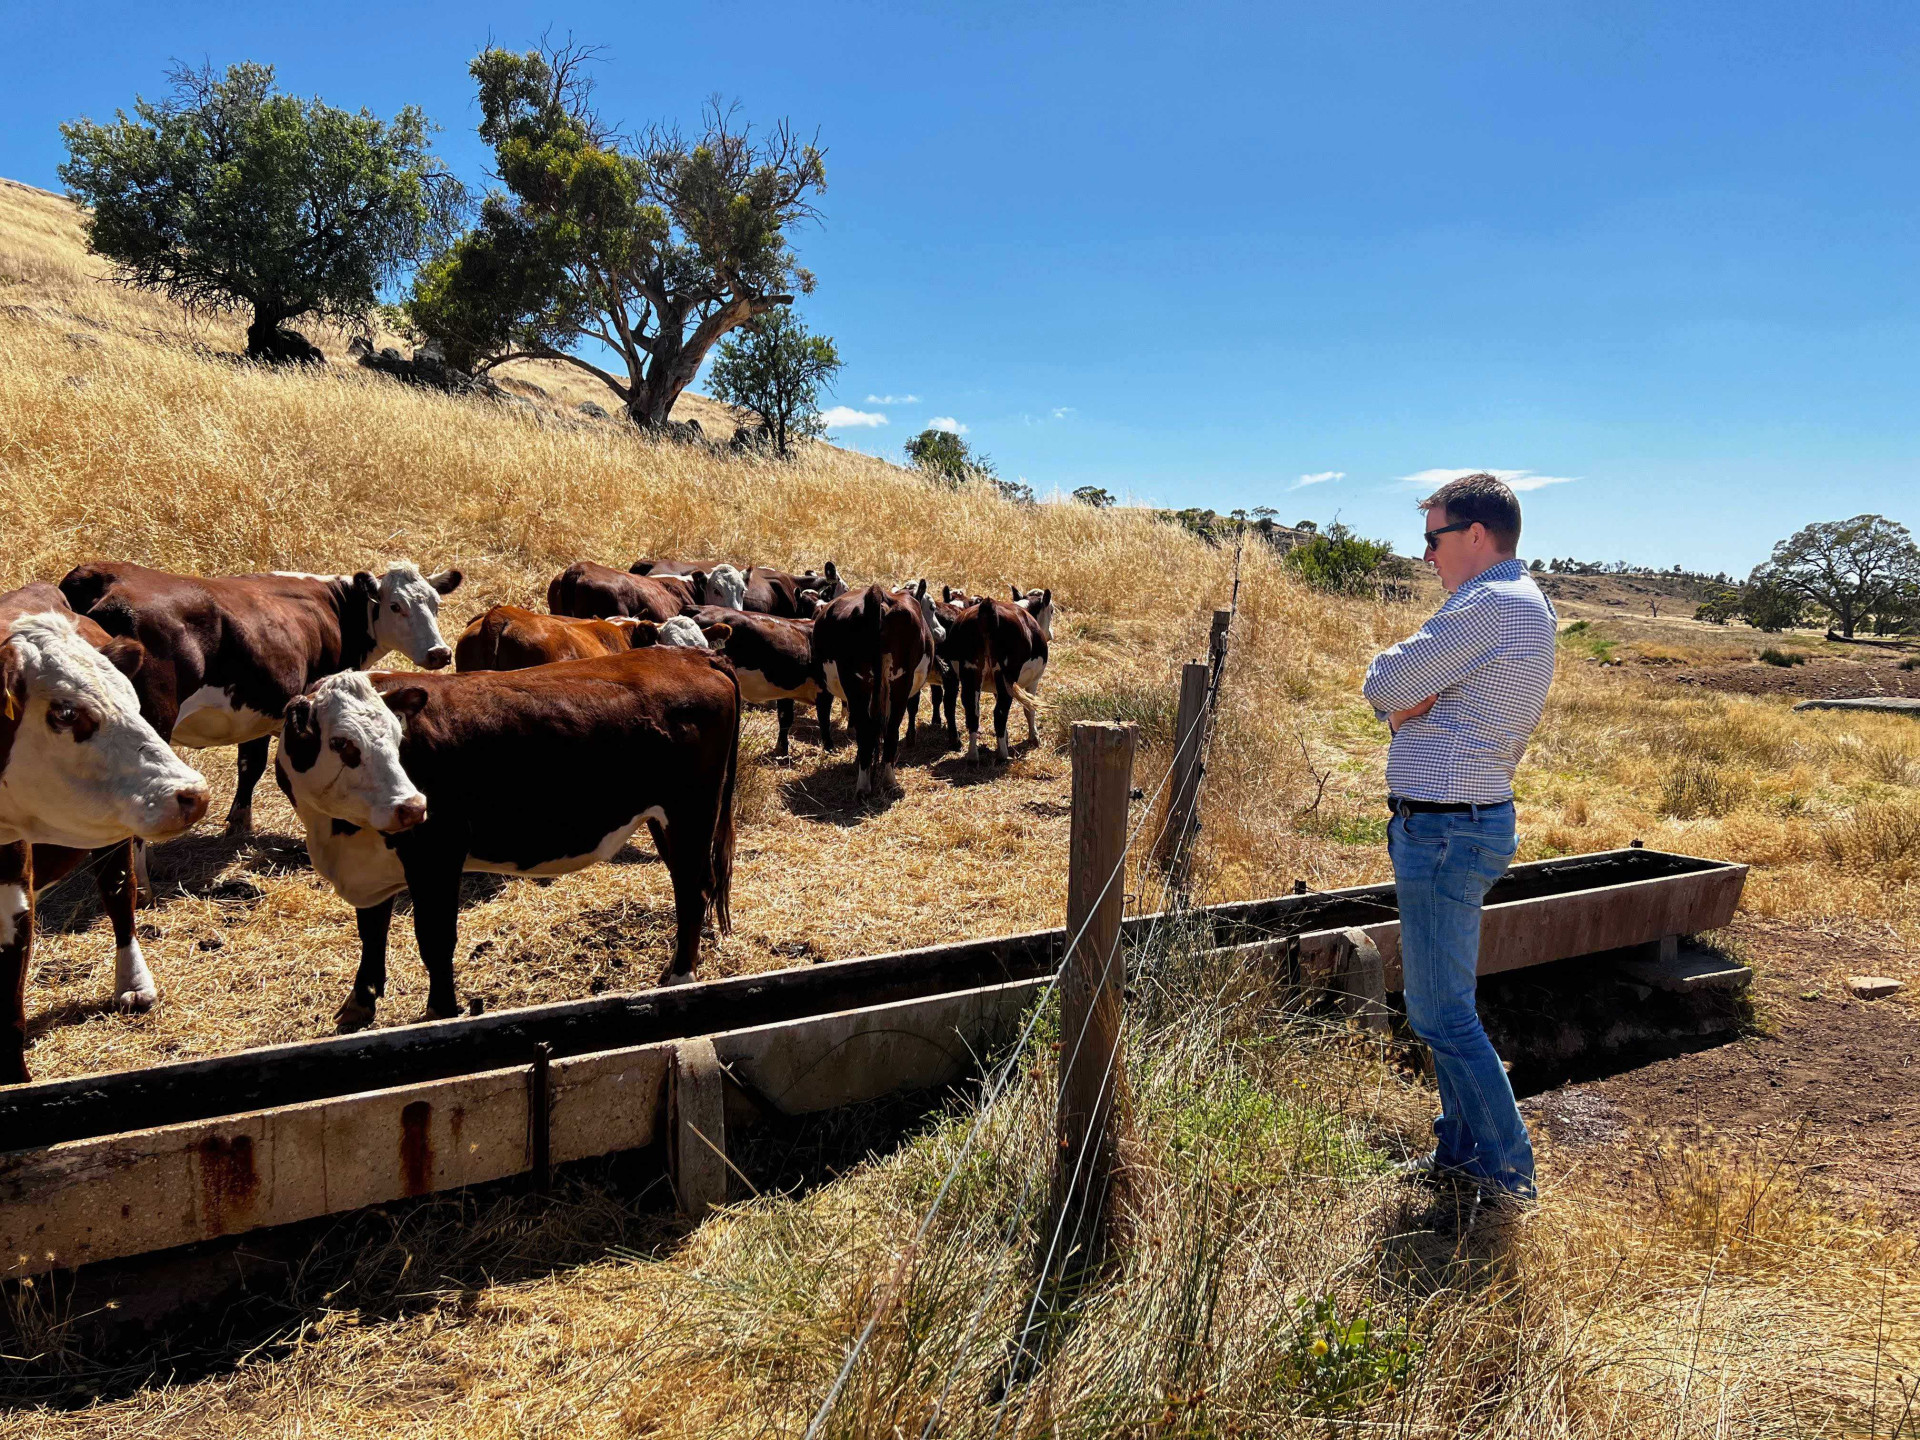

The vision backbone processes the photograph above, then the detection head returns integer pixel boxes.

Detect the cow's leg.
[404,854,465,1022]
[660,809,715,986]
[775,699,795,760]
[993,683,1015,762]
[100,839,155,1012]
[942,682,960,749]
[1,842,32,1084]
[815,692,835,750]
[905,691,920,745]
[336,898,395,1032]
[226,737,270,837]
[881,676,911,787]
[962,672,983,765]
[851,684,878,798]
[131,839,153,908]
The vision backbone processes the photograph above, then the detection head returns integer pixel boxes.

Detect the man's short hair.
[1419,472,1521,550]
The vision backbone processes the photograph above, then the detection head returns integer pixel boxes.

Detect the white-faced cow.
[0,600,211,1082]
[275,648,740,1025]
[1012,586,1056,640]
[812,582,945,797]
[633,559,845,617]
[58,560,463,837]
[547,561,697,623]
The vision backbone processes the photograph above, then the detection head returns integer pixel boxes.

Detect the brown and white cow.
[59,560,463,836]
[547,561,697,623]
[812,582,944,797]
[633,559,845,618]
[686,604,823,758]
[910,586,976,749]
[949,596,1050,762]
[275,648,740,1024]
[0,599,210,1082]
[457,606,725,672]
[1011,586,1056,640]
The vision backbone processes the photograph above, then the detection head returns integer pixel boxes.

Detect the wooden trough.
[0,846,1744,1282]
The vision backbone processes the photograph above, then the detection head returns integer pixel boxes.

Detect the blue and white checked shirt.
[1363,559,1557,804]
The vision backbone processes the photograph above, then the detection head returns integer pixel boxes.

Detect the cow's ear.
[915,579,928,599]
[824,560,838,578]
[1011,585,1022,601]
[1040,589,1052,608]
[628,621,660,648]
[281,696,321,772]
[705,622,732,646]
[691,570,708,601]
[353,572,380,604]
[103,636,145,680]
[383,685,429,722]
[0,645,23,726]
[427,568,463,595]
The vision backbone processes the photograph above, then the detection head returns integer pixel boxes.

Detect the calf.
[0,602,210,1082]
[275,648,741,1025]
[548,561,696,623]
[59,560,462,836]
[914,586,976,748]
[812,582,944,797]
[1012,586,1056,639]
[956,596,1050,762]
[687,604,824,758]
[457,606,660,671]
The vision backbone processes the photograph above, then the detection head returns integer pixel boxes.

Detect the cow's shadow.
[781,762,903,824]
[23,995,117,1042]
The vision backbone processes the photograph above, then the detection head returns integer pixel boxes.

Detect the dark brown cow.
[686,604,823,758]
[633,559,845,617]
[59,560,462,836]
[547,561,696,623]
[946,596,1050,763]
[275,648,741,1024]
[811,583,945,797]
[910,586,975,749]
[457,606,661,671]
[0,586,210,1082]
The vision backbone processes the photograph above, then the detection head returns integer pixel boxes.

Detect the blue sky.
[5,1,1915,575]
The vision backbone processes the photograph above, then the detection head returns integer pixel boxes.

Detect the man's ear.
[427,568,463,595]
[103,636,145,680]
[281,696,321,772]
[383,686,429,722]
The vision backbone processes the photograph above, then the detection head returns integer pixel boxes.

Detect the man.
[1363,472,1557,1203]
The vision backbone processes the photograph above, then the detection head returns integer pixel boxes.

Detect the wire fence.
[804,578,1241,1440]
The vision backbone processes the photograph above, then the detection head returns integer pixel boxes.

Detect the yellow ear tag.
[1,693,15,723]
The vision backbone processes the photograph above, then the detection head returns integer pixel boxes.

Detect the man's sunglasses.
[1423,520,1474,552]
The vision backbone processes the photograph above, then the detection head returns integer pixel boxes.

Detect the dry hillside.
[2,175,1917,1436]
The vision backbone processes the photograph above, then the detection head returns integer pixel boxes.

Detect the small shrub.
[1270,1296,1419,1417]
[1757,647,1807,667]
[1282,522,1393,596]
[1899,655,1919,671]
[1659,755,1743,819]
[1819,801,1920,866]
[1049,674,1179,750]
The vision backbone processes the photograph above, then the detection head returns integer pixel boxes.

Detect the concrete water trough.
[0,846,1744,1282]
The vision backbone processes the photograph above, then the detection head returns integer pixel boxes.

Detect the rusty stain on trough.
[399,1101,434,1196]
[196,1133,259,1231]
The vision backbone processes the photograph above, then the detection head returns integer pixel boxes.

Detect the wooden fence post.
[1156,661,1210,888]
[1052,721,1137,1245]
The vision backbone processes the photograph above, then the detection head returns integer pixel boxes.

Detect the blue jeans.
[1388,801,1534,1197]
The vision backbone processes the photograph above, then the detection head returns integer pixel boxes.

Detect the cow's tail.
[864,586,891,732]
[710,664,740,936]
[974,595,999,691]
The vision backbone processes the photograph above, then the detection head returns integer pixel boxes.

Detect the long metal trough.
[0,847,1743,1280]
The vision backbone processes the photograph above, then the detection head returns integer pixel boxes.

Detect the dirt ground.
[1669,655,1920,700]
[1526,914,1920,1225]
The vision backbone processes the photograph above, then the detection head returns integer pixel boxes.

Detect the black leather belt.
[1388,796,1479,815]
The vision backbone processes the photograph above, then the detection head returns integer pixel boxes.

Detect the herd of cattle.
[0,554,1055,1083]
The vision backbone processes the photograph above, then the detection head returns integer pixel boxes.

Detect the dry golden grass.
[5,177,1918,1437]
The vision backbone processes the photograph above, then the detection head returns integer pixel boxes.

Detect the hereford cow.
[1012,586,1056,639]
[633,559,845,617]
[0,598,211,1082]
[686,604,823,758]
[547,561,696,623]
[275,648,741,1025]
[59,560,463,837]
[812,582,944,797]
[912,586,977,749]
[950,595,1050,762]
[457,606,659,671]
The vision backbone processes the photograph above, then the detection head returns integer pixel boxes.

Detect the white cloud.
[1398,467,1579,493]
[866,393,919,405]
[1290,470,1345,490]
[928,416,967,434]
[821,406,888,429]
[1051,406,1076,420]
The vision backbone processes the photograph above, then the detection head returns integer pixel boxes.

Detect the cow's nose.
[177,786,211,827]
[389,795,428,832]
[424,646,453,670]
